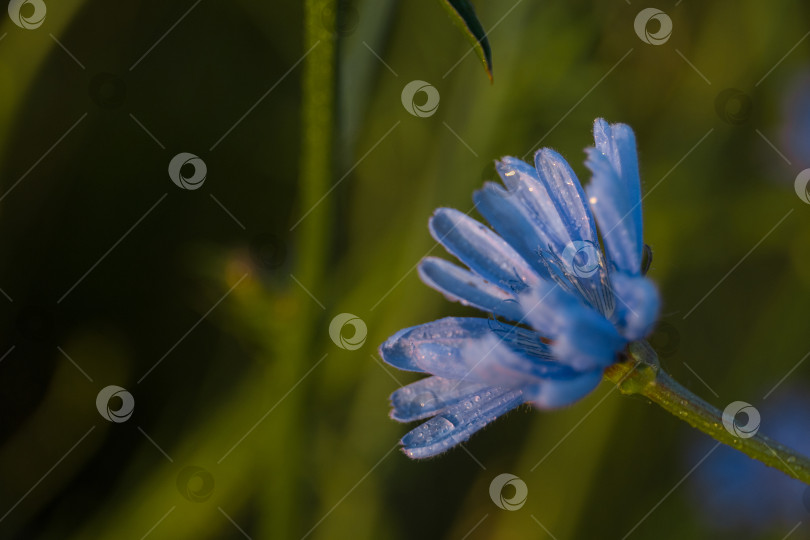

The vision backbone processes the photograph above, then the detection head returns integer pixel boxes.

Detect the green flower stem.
[604,340,810,485]
[299,0,335,279]
[256,2,335,537]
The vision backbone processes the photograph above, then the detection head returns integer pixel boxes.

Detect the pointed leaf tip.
[440,0,493,82]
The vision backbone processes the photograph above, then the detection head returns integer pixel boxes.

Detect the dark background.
[1,0,809,538]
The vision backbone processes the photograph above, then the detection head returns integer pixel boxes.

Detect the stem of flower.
[603,340,810,485]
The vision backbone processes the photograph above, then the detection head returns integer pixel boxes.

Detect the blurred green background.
[1,0,810,538]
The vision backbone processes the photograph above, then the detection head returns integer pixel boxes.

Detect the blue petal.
[390,376,490,422]
[429,207,540,292]
[528,369,603,408]
[593,120,642,218]
[495,151,598,257]
[473,182,553,280]
[609,273,660,340]
[539,239,614,317]
[533,149,600,248]
[586,119,644,275]
[519,281,625,370]
[418,257,524,321]
[400,386,526,458]
[517,280,585,339]
[459,333,578,387]
[495,157,568,251]
[486,318,555,365]
[378,317,572,383]
[552,308,626,370]
[495,154,613,315]
[475,183,619,316]
[378,326,428,373]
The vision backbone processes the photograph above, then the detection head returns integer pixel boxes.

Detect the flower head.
[380,119,661,458]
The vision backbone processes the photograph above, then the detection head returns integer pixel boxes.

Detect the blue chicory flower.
[379,119,661,458]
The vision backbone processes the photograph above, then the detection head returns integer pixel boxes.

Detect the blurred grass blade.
[0,0,89,164]
[439,0,493,81]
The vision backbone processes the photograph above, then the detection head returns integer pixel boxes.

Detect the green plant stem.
[299,0,335,279]
[604,340,810,485]
[257,2,335,538]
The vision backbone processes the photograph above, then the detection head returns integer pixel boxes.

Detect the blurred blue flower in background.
[379,119,661,458]
[780,70,810,168]
[687,390,810,536]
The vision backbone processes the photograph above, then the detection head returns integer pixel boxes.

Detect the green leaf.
[439,0,493,81]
